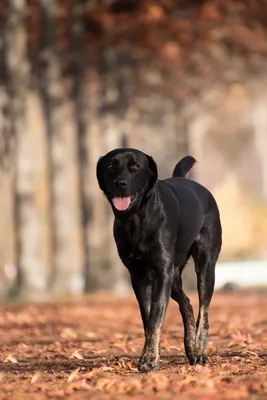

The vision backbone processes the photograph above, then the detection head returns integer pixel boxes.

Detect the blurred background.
[0,0,267,300]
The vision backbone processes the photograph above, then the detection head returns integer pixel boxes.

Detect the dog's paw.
[188,355,197,366]
[138,353,159,372]
[186,348,197,366]
[196,355,209,366]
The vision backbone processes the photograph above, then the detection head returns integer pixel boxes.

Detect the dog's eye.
[107,162,114,170]
[129,163,140,172]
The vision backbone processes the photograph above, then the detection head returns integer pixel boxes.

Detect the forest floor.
[0,292,266,399]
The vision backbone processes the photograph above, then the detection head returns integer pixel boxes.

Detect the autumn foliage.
[0,292,266,399]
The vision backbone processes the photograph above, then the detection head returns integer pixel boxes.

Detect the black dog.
[97,148,222,372]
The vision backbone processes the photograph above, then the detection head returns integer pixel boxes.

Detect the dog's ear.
[96,156,105,191]
[147,155,158,192]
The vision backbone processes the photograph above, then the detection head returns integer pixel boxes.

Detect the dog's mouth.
[112,193,139,211]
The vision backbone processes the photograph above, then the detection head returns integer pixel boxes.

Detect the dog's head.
[96,148,158,213]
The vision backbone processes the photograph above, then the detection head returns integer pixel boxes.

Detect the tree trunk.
[68,0,90,292]
[4,0,45,297]
[39,0,83,294]
[85,46,130,292]
[253,95,267,200]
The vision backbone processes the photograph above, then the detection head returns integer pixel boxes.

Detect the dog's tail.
[172,156,196,178]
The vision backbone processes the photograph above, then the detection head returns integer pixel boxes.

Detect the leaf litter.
[0,292,266,399]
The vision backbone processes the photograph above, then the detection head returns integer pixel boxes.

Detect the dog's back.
[163,156,221,255]
[167,156,219,215]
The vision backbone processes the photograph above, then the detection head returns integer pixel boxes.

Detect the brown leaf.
[100,366,114,372]
[70,350,83,360]
[232,330,253,344]
[96,377,114,391]
[31,372,42,384]
[4,354,18,364]
[145,5,164,21]
[241,350,259,358]
[60,328,77,339]
[161,42,181,60]
[126,361,138,372]
[200,3,221,21]
[83,369,106,380]
[67,368,80,383]
[144,373,169,392]
[86,331,97,339]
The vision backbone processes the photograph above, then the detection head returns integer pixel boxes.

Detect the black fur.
[96,148,222,372]
[173,155,196,178]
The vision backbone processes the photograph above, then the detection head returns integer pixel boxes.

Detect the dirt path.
[0,292,266,399]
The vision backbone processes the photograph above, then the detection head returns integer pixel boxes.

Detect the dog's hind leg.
[191,215,222,365]
[171,264,197,365]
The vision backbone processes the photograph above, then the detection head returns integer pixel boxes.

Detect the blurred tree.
[3,0,41,296]
[68,0,90,291]
[87,45,131,292]
[39,0,82,293]
[1,0,267,300]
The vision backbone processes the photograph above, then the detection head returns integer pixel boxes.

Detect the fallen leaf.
[70,350,84,360]
[100,366,114,372]
[86,331,97,339]
[126,361,138,372]
[144,373,169,392]
[67,368,80,383]
[83,369,106,380]
[60,328,77,339]
[231,330,253,344]
[4,354,18,364]
[31,372,42,384]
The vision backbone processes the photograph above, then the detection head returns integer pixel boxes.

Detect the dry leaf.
[70,350,83,360]
[0,292,266,398]
[145,373,169,392]
[231,330,253,343]
[241,350,259,357]
[100,366,114,372]
[126,361,138,372]
[200,3,221,21]
[83,369,106,380]
[86,331,97,339]
[4,354,18,364]
[96,377,114,391]
[146,5,164,21]
[67,368,80,383]
[31,372,42,384]
[60,328,77,339]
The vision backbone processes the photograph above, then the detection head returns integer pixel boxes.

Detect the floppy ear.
[147,155,158,192]
[96,157,105,191]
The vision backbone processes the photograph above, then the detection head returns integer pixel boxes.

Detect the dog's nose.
[116,179,128,188]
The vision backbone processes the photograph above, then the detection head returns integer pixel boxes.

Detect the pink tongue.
[112,197,131,211]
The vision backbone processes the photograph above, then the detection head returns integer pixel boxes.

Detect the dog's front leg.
[131,269,152,332]
[138,268,173,372]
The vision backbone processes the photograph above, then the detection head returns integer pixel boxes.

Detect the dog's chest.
[114,216,151,261]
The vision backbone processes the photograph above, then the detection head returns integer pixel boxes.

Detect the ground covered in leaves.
[0,292,266,399]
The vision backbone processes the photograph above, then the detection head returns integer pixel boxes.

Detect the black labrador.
[96,148,222,372]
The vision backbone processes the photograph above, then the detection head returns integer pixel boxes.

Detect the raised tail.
[172,156,196,178]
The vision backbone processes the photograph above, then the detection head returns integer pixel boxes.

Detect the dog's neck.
[114,188,161,253]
